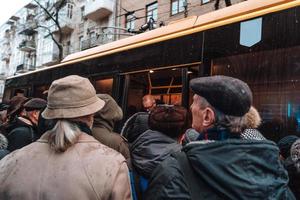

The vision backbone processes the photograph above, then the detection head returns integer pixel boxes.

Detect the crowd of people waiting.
[0,74,299,200]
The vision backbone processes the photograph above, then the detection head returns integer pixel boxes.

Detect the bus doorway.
[124,66,199,120]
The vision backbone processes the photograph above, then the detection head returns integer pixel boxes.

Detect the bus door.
[124,65,200,120]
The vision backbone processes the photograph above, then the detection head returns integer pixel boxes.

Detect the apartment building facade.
[117,0,244,38]
[0,0,117,101]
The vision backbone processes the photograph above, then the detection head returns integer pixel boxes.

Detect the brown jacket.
[0,132,132,200]
[92,94,131,167]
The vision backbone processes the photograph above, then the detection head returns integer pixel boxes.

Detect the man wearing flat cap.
[23,98,47,141]
[145,76,295,200]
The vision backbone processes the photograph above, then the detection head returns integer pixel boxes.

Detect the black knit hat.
[190,75,252,116]
[278,135,299,159]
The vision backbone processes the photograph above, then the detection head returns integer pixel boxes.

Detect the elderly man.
[0,75,131,200]
[142,94,156,111]
[145,76,295,200]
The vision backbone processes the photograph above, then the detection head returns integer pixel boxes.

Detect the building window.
[201,0,210,4]
[67,3,73,19]
[81,6,85,21]
[125,14,135,30]
[79,36,83,50]
[171,0,185,15]
[146,2,158,22]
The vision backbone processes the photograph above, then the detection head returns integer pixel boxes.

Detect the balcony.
[16,63,35,73]
[52,17,74,35]
[42,48,60,66]
[1,53,10,62]
[84,0,114,21]
[81,31,115,50]
[0,72,6,80]
[18,19,38,35]
[19,40,36,52]
[2,38,10,45]
[81,36,99,50]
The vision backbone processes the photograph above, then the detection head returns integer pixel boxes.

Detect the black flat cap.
[190,75,252,116]
[24,98,47,111]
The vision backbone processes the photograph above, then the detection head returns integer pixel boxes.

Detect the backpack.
[129,170,149,200]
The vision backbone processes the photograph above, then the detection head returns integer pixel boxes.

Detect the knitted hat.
[149,105,188,138]
[278,135,299,159]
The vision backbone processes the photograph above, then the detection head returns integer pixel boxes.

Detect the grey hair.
[0,133,8,149]
[47,120,81,152]
[196,95,247,133]
[291,139,300,173]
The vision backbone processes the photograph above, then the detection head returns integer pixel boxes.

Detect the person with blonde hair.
[0,75,131,200]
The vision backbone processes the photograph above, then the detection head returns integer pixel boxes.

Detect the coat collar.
[37,131,98,144]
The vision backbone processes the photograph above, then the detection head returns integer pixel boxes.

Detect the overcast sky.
[0,0,31,25]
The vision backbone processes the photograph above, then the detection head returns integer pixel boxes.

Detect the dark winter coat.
[6,117,36,152]
[145,139,295,200]
[284,157,300,199]
[92,94,131,166]
[130,129,181,179]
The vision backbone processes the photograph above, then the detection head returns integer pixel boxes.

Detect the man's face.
[190,95,205,132]
[26,110,40,126]
[143,96,155,111]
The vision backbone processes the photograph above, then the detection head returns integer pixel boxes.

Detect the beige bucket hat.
[42,75,105,119]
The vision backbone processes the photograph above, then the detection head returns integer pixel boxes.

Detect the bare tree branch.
[33,0,66,61]
[36,25,62,49]
[33,0,57,25]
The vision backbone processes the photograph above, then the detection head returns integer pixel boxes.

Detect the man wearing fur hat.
[0,75,131,200]
[145,75,295,200]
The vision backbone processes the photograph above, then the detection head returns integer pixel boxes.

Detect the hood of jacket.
[131,129,181,178]
[183,139,292,199]
[93,94,123,132]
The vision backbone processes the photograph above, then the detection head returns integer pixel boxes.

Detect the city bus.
[4,0,300,141]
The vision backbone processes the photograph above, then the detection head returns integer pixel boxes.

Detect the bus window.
[33,85,50,99]
[126,68,183,118]
[2,88,12,102]
[94,78,113,95]
[211,46,300,141]
[13,88,30,98]
[202,7,300,142]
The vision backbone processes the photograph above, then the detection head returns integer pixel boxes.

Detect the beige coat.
[0,132,132,200]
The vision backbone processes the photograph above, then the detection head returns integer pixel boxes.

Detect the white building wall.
[0,0,117,101]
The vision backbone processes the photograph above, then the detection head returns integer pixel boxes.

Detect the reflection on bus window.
[211,46,300,141]
[188,66,200,106]
[126,68,183,118]
[94,78,113,95]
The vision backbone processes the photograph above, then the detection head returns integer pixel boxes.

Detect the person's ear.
[202,107,215,128]
[33,111,40,121]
